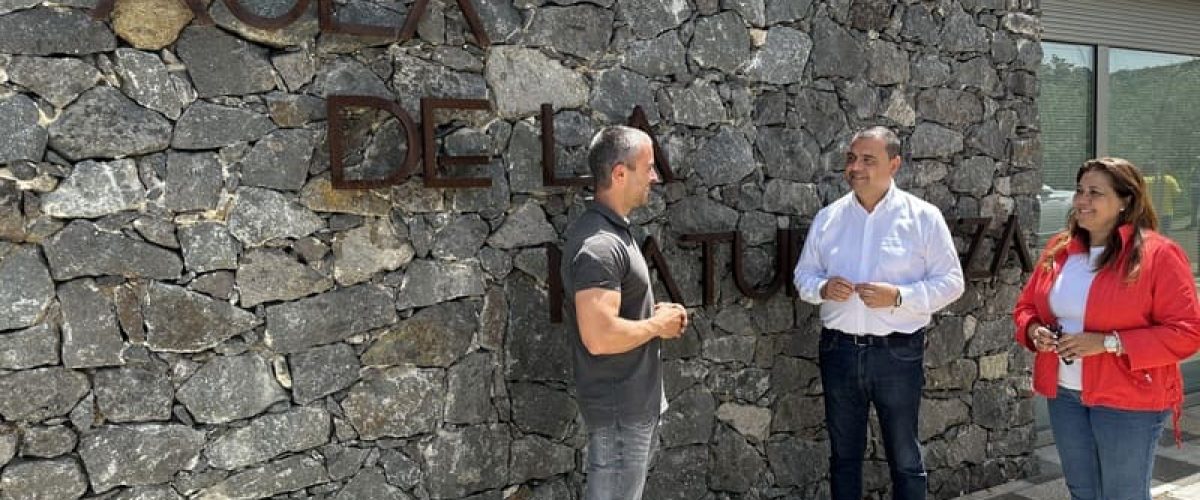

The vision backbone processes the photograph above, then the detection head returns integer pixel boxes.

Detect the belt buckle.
[850,334,870,346]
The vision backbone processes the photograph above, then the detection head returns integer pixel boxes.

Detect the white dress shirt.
[793,182,965,335]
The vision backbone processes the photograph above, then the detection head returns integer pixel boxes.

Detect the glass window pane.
[1038,42,1095,242]
[1107,48,1200,274]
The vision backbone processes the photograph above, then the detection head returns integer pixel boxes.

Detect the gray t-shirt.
[561,202,661,427]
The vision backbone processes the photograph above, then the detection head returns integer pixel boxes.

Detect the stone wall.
[0,0,1043,498]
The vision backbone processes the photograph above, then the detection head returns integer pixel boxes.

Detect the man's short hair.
[587,126,651,189]
[850,126,901,159]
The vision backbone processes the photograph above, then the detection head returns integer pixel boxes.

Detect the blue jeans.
[820,328,927,500]
[1047,387,1167,500]
[582,412,659,500]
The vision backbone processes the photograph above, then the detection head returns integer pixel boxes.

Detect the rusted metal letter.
[420,97,492,188]
[318,0,490,47]
[991,214,1033,274]
[641,236,684,304]
[542,104,592,187]
[681,233,734,307]
[957,215,1033,280]
[548,237,684,324]
[399,0,491,47]
[626,106,675,183]
[327,95,419,189]
[732,231,788,300]
[957,217,993,280]
[219,0,311,30]
[782,227,806,297]
[548,243,564,323]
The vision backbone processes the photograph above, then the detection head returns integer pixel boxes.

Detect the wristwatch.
[1104,333,1121,353]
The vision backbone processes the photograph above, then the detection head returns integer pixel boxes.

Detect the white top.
[1048,246,1105,391]
[792,182,966,335]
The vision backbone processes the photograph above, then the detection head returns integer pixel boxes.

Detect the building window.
[1107,49,1200,256]
[1039,43,1200,274]
[1037,42,1094,242]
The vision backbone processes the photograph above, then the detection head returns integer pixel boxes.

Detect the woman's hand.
[1027,323,1059,353]
[1056,332,1108,361]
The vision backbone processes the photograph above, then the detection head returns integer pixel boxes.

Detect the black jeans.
[819,328,927,500]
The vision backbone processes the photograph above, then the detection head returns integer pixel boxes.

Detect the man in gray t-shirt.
[561,125,688,500]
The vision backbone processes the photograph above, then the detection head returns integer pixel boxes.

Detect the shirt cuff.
[806,278,828,305]
[894,284,914,311]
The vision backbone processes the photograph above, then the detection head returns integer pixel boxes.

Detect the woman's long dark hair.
[1041,157,1159,281]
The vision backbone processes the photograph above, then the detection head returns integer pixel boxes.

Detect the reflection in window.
[1107,48,1200,268]
[1038,42,1095,242]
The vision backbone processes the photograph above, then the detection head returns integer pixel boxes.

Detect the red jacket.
[1013,225,1200,436]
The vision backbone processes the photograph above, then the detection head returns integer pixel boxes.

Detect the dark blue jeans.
[582,412,659,500]
[819,328,927,500]
[1048,387,1167,500]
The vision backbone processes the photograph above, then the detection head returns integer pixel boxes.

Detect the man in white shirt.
[793,126,965,500]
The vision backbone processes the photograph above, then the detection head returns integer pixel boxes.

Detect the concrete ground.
[956,400,1200,500]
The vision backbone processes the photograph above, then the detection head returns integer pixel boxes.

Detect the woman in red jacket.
[1013,158,1200,500]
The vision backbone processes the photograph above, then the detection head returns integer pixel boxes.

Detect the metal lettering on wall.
[546,217,1031,323]
[540,104,674,187]
[421,98,493,188]
[87,4,1034,323]
[956,214,1033,280]
[324,99,672,190]
[320,94,1032,323]
[326,95,419,190]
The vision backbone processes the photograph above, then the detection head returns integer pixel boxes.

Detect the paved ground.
[956,400,1200,500]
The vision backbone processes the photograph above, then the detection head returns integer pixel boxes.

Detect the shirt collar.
[588,200,630,229]
[852,179,899,213]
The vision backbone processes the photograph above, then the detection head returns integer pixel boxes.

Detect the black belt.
[823,328,920,347]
